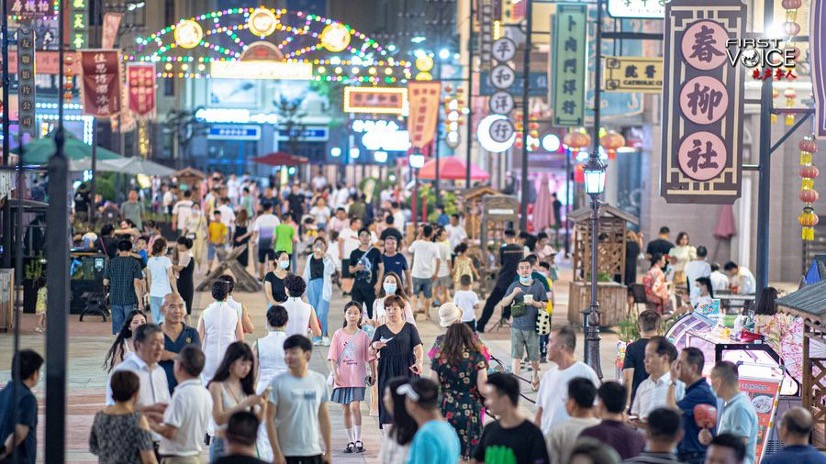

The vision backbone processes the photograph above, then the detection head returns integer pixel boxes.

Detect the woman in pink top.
[328,301,376,454]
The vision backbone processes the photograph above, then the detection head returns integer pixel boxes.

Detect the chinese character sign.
[343,87,407,115]
[552,4,587,127]
[17,28,35,138]
[8,0,54,18]
[127,63,156,117]
[660,0,746,204]
[80,50,121,117]
[407,82,442,153]
[812,0,826,139]
[70,0,88,50]
[604,56,663,93]
[478,0,493,74]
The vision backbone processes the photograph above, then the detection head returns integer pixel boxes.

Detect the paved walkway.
[0,256,623,463]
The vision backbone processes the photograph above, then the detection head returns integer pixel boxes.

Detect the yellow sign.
[248,8,278,37]
[320,23,351,52]
[210,61,313,80]
[174,20,203,49]
[603,56,663,93]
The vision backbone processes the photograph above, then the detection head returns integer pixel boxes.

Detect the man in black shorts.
[252,201,281,279]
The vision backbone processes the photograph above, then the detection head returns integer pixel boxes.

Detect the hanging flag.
[80,50,121,117]
[127,63,156,117]
[17,27,36,138]
[812,0,826,139]
[101,13,123,49]
[407,82,441,155]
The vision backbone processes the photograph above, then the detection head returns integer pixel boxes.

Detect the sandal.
[355,441,365,453]
[344,442,355,454]
[531,376,540,392]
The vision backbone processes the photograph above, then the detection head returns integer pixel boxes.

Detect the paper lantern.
[563,131,591,153]
[800,207,819,240]
[801,165,820,179]
[782,0,802,8]
[800,137,818,154]
[800,189,819,204]
[600,130,626,160]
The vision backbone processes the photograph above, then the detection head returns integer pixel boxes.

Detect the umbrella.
[533,176,553,230]
[711,204,737,262]
[252,151,309,166]
[15,132,122,165]
[417,156,490,181]
[174,167,207,180]
[72,157,176,176]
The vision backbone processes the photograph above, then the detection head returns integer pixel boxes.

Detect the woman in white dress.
[198,280,244,384]
[253,305,290,461]
[146,238,177,324]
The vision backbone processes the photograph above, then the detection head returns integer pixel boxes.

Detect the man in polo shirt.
[624,408,685,464]
[762,408,826,464]
[630,336,684,421]
[104,239,145,335]
[700,362,758,464]
[150,345,212,464]
[159,294,200,394]
[666,347,717,464]
[107,324,170,426]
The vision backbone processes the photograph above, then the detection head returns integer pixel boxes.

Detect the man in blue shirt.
[401,378,460,464]
[0,349,44,464]
[666,347,717,464]
[700,362,759,464]
[763,407,826,464]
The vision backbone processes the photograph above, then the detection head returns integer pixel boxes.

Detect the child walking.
[34,276,47,333]
[453,274,481,331]
[328,301,376,454]
[452,243,481,285]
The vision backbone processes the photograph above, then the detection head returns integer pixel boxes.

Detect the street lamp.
[583,155,605,379]
[409,151,425,230]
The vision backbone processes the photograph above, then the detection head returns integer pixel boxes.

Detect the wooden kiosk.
[461,190,518,299]
[566,205,638,327]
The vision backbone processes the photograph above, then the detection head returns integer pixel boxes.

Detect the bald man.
[762,407,826,464]
[159,293,201,393]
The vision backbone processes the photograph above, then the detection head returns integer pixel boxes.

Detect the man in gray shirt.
[500,258,548,388]
[266,335,332,464]
[120,190,145,230]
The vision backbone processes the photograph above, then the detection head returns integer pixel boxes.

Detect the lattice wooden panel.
[804,320,826,447]
[573,217,628,282]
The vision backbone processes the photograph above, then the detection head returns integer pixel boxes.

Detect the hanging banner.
[127,63,156,117]
[407,82,441,153]
[552,4,587,127]
[604,56,664,93]
[70,0,88,49]
[812,0,826,139]
[80,50,121,117]
[738,376,782,464]
[17,28,36,138]
[660,0,747,204]
[478,0,493,73]
[101,12,123,49]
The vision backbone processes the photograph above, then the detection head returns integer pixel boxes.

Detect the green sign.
[552,4,587,127]
[70,0,88,50]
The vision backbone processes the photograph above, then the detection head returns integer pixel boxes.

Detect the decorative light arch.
[127,7,412,85]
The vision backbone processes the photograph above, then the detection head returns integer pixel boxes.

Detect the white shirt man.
[710,268,730,293]
[630,337,685,420]
[684,250,712,299]
[217,201,236,233]
[106,353,170,407]
[392,209,406,237]
[172,197,194,233]
[408,236,440,279]
[157,371,212,457]
[447,221,468,251]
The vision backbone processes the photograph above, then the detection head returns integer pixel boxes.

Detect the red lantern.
[600,130,626,160]
[800,137,818,154]
[801,165,820,179]
[782,0,802,8]
[800,189,820,203]
[563,131,591,153]
[784,21,801,36]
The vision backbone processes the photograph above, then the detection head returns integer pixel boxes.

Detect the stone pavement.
[0,259,623,463]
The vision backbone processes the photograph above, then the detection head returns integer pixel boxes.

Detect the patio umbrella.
[72,157,177,176]
[15,131,122,165]
[251,151,309,166]
[533,176,554,230]
[711,204,737,262]
[417,156,490,181]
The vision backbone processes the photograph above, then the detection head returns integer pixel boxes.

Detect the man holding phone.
[499,259,548,386]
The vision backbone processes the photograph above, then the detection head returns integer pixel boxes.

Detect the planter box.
[567,281,627,328]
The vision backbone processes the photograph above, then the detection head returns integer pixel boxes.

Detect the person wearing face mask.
[303,237,337,346]
[264,251,291,306]
[370,272,416,327]
[699,361,758,464]
[500,259,548,386]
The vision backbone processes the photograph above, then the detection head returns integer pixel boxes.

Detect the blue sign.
[479,72,548,96]
[277,126,329,142]
[586,15,644,118]
[207,125,261,141]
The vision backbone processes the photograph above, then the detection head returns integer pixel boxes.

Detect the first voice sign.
[725,39,797,68]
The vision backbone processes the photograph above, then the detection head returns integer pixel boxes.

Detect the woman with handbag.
[328,301,376,454]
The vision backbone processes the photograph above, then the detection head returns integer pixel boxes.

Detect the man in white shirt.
[630,336,684,421]
[446,213,468,251]
[408,224,441,317]
[535,325,600,435]
[546,377,601,464]
[171,190,194,236]
[106,324,170,432]
[710,263,730,293]
[391,202,406,238]
[162,184,176,216]
[684,246,712,299]
[338,217,363,294]
[724,261,756,295]
[217,196,236,236]
[226,174,240,205]
[252,201,280,280]
[150,345,213,461]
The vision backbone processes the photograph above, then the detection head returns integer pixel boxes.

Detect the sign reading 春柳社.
[812,0,826,139]
[407,82,441,154]
[127,63,156,117]
[80,50,121,117]
[552,4,587,127]
[660,0,747,204]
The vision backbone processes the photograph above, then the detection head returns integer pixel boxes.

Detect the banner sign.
[17,28,35,138]
[478,0,493,73]
[343,87,407,115]
[0,51,81,75]
[70,0,88,49]
[739,376,782,464]
[101,12,123,49]
[604,56,663,93]
[812,0,826,138]
[407,82,441,152]
[80,50,121,117]
[552,4,588,127]
[660,0,747,204]
[210,61,312,80]
[607,0,664,18]
[8,0,54,17]
[126,63,156,117]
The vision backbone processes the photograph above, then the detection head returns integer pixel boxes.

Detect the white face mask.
[279,260,290,269]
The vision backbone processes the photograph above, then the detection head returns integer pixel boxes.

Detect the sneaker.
[313,339,322,346]
[344,442,355,454]
[321,337,331,346]
[355,441,365,453]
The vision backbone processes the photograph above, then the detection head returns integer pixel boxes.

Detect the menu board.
[738,376,782,464]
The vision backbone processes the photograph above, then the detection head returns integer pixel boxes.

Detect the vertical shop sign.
[80,50,121,117]
[552,4,587,127]
[660,0,746,204]
[478,0,493,73]
[127,63,156,117]
[407,82,442,153]
[17,28,36,138]
[70,0,88,49]
[812,0,826,138]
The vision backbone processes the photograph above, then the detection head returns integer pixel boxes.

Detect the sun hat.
[438,302,462,328]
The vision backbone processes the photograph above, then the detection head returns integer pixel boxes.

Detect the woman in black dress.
[264,250,290,306]
[174,236,195,317]
[233,209,252,268]
[370,294,423,427]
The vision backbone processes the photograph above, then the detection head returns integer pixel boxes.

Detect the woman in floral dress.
[429,304,488,461]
